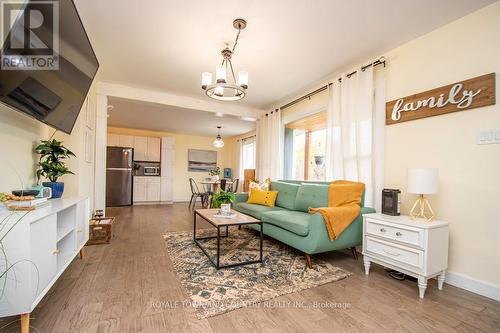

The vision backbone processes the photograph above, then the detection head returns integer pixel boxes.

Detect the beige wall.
[107,127,235,201]
[272,3,500,287]
[0,83,98,209]
[383,3,500,285]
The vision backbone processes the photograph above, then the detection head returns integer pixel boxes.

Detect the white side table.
[362,213,449,299]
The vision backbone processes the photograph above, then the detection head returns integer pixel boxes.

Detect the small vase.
[212,175,219,182]
[220,203,231,214]
[42,182,64,198]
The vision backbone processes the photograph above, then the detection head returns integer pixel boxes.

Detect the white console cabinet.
[362,213,449,299]
[0,197,90,332]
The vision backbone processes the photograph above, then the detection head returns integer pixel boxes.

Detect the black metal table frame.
[193,210,263,269]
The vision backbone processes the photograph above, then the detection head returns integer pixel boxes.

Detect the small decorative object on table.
[93,209,104,218]
[407,168,438,221]
[382,189,401,216]
[223,167,232,178]
[209,166,221,182]
[35,138,75,198]
[213,210,237,219]
[2,193,48,211]
[87,217,116,245]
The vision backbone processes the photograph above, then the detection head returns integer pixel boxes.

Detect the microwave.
[143,166,160,175]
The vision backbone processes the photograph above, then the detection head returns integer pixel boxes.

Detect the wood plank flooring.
[2,203,499,332]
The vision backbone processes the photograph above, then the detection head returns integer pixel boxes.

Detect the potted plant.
[212,190,236,214]
[35,139,75,198]
[208,166,221,182]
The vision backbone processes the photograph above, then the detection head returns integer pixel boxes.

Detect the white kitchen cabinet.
[133,177,161,202]
[160,176,173,202]
[147,179,161,201]
[133,136,160,162]
[147,137,161,162]
[160,137,175,203]
[119,135,134,148]
[0,198,89,329]
[107,133,119,146]
[133,179,147,202]
[134,136,148,161]
[107,134,134,148]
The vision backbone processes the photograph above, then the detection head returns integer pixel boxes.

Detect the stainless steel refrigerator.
[106,147,133,206]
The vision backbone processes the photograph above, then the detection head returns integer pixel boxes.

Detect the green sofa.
[233,180,376,268]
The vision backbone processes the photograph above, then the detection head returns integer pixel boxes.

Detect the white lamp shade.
[216,66,226,83]
[238,70,248,87]
[407,168,438,194]
[201,72,212,87]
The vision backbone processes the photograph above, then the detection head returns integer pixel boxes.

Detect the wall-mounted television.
[0,0,99,134]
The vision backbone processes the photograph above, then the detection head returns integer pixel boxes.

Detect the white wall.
[0,83,98,210]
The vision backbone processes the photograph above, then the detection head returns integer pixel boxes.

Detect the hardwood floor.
[3,203,499,332]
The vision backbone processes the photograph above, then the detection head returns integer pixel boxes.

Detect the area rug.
[163,228,350,319]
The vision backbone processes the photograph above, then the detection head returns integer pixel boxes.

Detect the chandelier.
[201,18,249,101]
[213,126,224,148]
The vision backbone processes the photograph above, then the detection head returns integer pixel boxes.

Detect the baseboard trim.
[445,271,500,301]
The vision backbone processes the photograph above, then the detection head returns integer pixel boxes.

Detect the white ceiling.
[107,97,255,137]
[75,0,495,110]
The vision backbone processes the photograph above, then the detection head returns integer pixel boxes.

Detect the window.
[285,112,326,181]
[242,139,255,170]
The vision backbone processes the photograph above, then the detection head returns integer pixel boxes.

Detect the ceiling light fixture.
[201,18,248,102]
[213,126,225,148]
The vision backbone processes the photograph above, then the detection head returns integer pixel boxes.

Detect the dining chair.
[230,178,239,193]
[220,179,227,191]
[188,178,207,209]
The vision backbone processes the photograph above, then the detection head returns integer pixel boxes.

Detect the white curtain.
[256,109,283,181]
[325,65,384,208]
[234,139,243,180]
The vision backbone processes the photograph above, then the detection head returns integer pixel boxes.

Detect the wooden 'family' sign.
[386,73,495,125]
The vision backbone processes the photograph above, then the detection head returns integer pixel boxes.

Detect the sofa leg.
[305,253,313,269]
[350,247,358,260]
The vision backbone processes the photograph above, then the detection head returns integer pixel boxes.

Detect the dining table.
[199,179,233,193]
[199,179,234,208]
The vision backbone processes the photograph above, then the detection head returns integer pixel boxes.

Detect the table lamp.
[407,168,438,221]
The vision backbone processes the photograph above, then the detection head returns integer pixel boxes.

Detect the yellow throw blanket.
[309,180,365,241]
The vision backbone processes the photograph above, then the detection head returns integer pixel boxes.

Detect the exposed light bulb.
[214,86,224,97]
[213,137,225,148]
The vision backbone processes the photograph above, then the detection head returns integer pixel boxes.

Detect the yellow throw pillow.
[247,188,278,208]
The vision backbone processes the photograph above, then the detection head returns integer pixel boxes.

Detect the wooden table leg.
[79,248,84,259]
[21,313,29,333]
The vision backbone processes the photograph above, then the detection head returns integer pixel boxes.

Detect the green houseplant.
[212,190,236,214]
[35,139,75,198]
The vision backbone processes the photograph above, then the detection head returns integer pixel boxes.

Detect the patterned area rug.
[163,228,350,319]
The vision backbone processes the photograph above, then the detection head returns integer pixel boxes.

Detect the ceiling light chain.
[201,18,248,101]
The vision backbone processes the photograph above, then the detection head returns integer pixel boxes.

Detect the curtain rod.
[276,57,386,112]
[237,134,256,142]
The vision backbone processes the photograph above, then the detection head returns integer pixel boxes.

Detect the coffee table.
[193,208,263,269]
